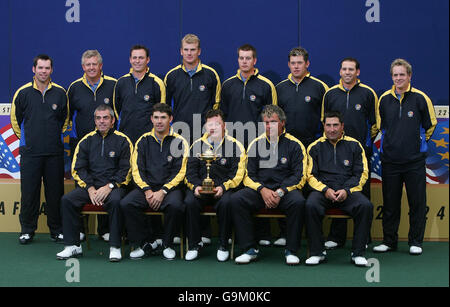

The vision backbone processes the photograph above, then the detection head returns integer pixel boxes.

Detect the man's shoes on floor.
[109,247,122,262]
[351,253,368,267]
[19,233,34,244]
[258,240,271,246]
[273,237,286,247]
[324,240,339,249]
[373,244,394,253]
[100,233,110,242]
[56,245,82,260]
[80,233,86,242]
[235,248,259,264]
[285,250,300,266]
[185,248,199,261]
[305,251,327,266]
[51,233,64,243]
[173,237,181,245]
[217,247,229,262]
[409,246,423,255]
[163,247,176,260]
[201,237,211,245]
[129,241,158,260]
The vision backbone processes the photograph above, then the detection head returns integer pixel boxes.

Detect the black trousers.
[184,190,233,249]
[120,188,184,248]
[231,188,305,253]
[61,187,125,247]
[306,191,373,256]
[19,154,64,236]
[381,159,427,248]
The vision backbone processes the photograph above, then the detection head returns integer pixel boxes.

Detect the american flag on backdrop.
[0,123,20,179]
[371,118,449,184]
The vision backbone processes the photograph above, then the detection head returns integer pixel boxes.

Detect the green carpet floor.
[0,233,447,287]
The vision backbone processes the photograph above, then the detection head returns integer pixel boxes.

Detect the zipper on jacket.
[346,91,350,110]
[101,137,105,156]
[190,78,193,92]
[333,145,337,165]
[296,83,299,93]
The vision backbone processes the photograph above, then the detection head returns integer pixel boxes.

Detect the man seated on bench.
[56,104,133,262]
[231,105,307,265]
[184,109,246,262]
[120,103,189,261]
[305,110,373,267]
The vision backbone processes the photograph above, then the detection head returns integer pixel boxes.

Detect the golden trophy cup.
[196,149,220,194]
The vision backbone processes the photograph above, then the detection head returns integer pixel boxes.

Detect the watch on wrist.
[276,189,285,198]
[108,183,115,189]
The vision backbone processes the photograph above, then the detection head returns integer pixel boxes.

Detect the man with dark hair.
[120,103,189,260]
[11,54,69,244]
[231,105,307,265]
[373,58,436,255]
[56,104,133,261]
[275,46,329,247]
[321,57,378,250]
[184,109,246,261]
[113,44,166,144]
[305,111,373,267]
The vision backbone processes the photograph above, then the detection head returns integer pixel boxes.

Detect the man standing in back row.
[11,54,69,244]
[373,58,436,256]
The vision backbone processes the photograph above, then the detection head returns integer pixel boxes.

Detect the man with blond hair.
[373,58,437,256]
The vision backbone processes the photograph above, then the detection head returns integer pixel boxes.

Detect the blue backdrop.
[1,0,448,105]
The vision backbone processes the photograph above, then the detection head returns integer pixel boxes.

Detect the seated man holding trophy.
[184,109,246,262]
[230,105,307,265]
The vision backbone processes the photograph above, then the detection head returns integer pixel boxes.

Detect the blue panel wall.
[2,0,448,105]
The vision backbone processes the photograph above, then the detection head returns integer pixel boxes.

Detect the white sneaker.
[409,246,423,255]
[217,249,230,262]
[155,239,163,246]
[201,237,211,245]
[56,245,82,260]
[285,253,300,266]
[109,247,122,262]
[324,240,338,249]
[258,240,271,246]
[235,248,259,264]
[163,247,176,260]
[130,247,145,260]
[80,233,85,241]
[273,238,287,247]
[185,249,199,261]
[173,237,181,244]
[373,244,392,253]
[351,255,368,267]
[305,251,327,266]
[101,233,110,242]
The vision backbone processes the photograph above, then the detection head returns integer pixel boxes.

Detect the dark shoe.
[50,233,64,243]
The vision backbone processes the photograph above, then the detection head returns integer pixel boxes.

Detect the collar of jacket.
[338,78,361,92]
[32,77,53,91]
[95,127,115,138]
[200,130,229,150]
[389,83,412,100]
[288,72,311,85]
[149,127,175,142]
[322,131,346,145]
[81,73,104,89]
[264,129,287,144]
[128,67,150,79]
[181,61,203,74]
[235,68,259,82]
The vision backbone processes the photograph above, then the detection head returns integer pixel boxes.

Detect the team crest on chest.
[408,111,414,118]
[220,158,227,165]
[104,98,110,104]
[280,157,288,164]
[144,95,150,101]
[109,151,116,158]
[355,104,361,111]
[52,104,58,110]
[249,95,256,102]
[343,159,350,166]
[304,96,311,103]
[199,85,206,92]
[167,155,173,162]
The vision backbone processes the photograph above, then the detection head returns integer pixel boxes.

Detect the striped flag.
[0,124,20,179]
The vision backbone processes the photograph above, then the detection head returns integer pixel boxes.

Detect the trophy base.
[199,188,216,195]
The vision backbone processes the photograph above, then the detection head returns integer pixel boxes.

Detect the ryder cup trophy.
[196,149,219,194]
